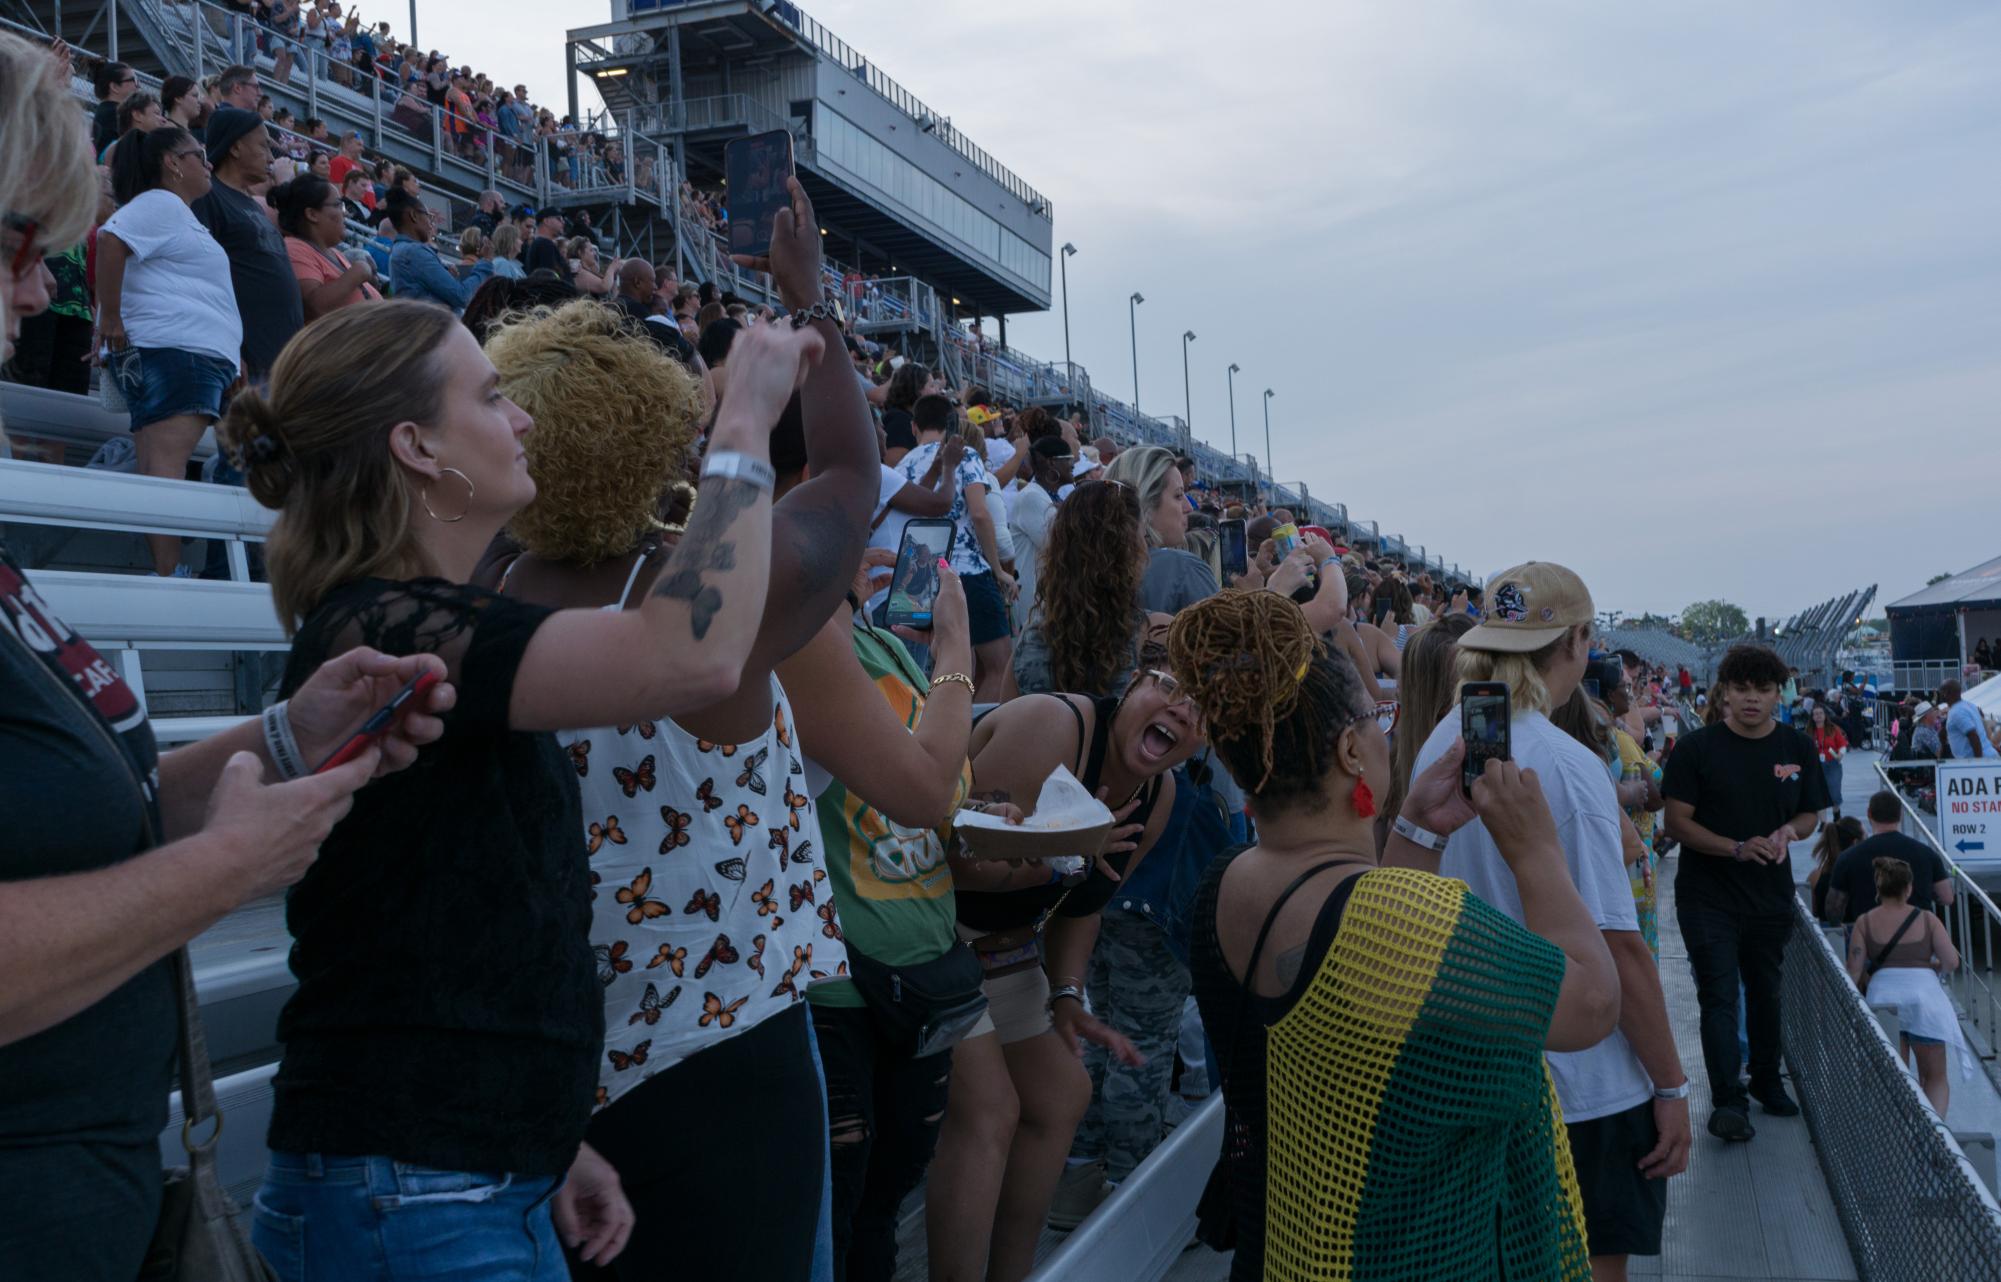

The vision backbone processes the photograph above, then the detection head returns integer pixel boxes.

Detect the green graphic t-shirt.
[807,624,968,1009]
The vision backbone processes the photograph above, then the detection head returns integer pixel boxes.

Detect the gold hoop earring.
[421,467,474,523]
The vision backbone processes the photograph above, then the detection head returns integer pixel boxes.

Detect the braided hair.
[1168,590,1371,808]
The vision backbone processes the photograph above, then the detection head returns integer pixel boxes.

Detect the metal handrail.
[1875,758,2001,1063]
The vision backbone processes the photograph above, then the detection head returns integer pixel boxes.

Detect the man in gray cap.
[192,107,303,382]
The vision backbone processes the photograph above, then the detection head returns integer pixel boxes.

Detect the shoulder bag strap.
[1866,908,1924,974]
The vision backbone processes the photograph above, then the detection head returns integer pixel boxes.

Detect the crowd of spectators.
[7,25,1991,1282]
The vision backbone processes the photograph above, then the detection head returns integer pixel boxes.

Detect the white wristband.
[262,700,309,780]
[700,450,776,494]
[1392,814,1449,853]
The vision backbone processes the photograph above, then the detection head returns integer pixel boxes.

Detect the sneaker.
[1708,1106,1756,1142]
[1048,1159,1112,1231]
[1751,1085,1801,1117]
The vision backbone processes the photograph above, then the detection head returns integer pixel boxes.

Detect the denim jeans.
[251,1152,566,1282]
[1677,902,1792,1109]
[806,1016,836,1282]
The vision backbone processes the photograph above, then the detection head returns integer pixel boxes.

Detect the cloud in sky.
[430,0,1997,618]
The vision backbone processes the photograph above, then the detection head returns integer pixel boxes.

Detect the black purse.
[846,941,990,1059]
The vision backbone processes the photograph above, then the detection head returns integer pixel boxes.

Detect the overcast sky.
[431,0,1997,620]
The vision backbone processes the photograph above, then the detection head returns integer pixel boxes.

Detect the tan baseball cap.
[1461,561,1595,654]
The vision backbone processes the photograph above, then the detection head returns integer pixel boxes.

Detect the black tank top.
[956,695,1166,933]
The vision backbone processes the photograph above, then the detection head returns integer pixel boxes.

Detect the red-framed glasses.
[5,214,42,282]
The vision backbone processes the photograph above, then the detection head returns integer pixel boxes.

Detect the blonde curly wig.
[486,299,704,565]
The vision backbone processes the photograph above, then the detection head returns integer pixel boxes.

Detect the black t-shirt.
[0,543,170,1219]
[1663,720,1830,915]
[881,407,917,453]
[92,99,122,156]
[191,180,305,378]
[266,577,600,1178]
[522,234,570,281]
[1824,832,1947,923]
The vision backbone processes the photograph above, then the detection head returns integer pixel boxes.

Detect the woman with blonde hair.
[488,220,526,279]
[218,294,827,1279]
[492,178,881,1282]
[1375,611,1474,855]
[567,234,612,294]
[1106,444,1216,614]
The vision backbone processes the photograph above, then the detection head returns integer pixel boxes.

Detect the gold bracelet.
[931,672,976,696]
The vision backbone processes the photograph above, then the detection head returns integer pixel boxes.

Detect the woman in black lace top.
[218,298,831,1280]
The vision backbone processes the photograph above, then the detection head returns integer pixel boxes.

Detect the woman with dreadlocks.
[1174,590,1620,1282]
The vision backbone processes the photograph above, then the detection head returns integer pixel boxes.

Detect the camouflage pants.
[1071,907,1191,1181]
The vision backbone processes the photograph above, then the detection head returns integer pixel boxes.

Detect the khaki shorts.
[982,965,1052,1045]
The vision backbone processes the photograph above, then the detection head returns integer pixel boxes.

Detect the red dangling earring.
[1351,770,1377,818]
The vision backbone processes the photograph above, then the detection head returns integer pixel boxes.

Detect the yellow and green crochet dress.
[1192,859,1592,1281]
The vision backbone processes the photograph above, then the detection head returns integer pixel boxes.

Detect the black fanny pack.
[846,940,989,1058]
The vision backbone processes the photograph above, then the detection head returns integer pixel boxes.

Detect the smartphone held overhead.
[1219,518,1249,579]
[1460,681,1511,797]
[724,129,797,258]
[884,519,956,631]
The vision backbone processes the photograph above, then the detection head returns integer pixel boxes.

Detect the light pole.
[1180,331,1196,449]
[1262,389,1275,504]
[1128,291,1144,411]
[1058,242,1077,383]
[1226,362,1240,460]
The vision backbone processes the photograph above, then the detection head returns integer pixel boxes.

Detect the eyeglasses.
[1145,669,1194,708]
[171,147,209,164]
[1373,700,1401,734]
[4,213,42,282]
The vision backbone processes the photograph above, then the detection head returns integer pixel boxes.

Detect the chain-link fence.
[1784,898,2001,1280]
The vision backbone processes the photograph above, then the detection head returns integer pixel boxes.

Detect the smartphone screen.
[884,519,956,630]
[725,129,797,258]
[1219,519,1249,579]
[1460,682,1511,796]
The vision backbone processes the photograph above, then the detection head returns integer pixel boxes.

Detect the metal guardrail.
[1784,890,2001,1280]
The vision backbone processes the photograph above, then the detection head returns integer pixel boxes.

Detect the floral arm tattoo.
[650,477,761,640]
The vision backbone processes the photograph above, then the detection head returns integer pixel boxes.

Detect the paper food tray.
[955,764,1117,863]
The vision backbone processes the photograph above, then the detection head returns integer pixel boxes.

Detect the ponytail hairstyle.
[90,58,133,101]
[160,75,199,122]
[269,173,335,239]
[217,299,460,632]
[109,124,195,206]
[1168,589,1371,807]
[1872,856,1913,902]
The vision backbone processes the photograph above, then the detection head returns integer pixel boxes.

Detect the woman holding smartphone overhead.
[492,176,882,1282]
[219,292,820,1282]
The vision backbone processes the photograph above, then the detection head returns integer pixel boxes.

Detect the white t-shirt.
[1008,483,1056,630]
[99,189,242,365]
[1412,707,1655,1123]
[899,440,991,577]
[865,463,912,614]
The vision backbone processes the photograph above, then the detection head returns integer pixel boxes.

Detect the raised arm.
[734,177,879,671]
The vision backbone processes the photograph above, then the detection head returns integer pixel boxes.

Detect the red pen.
[313,671,442,774]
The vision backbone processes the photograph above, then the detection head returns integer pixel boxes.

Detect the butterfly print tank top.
[564,675,847,1110]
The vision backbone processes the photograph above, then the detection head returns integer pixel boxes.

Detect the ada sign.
[1937,760,2001,862]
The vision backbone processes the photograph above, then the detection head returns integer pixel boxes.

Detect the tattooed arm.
[506,323,825,731]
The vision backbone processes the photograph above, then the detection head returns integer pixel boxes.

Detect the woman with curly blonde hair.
[1012,479,1151,698]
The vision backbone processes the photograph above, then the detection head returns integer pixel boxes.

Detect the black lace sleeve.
[281,577,555,735]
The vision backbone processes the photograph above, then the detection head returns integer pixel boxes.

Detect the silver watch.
[1047,984,1085,1013]
[1653,1081,1691,1100]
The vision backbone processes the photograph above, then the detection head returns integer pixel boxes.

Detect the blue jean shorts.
[961,569,1011,646]
[110,345,237,432]
[251,1152,567,1282]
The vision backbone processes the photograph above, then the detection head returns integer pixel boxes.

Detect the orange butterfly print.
[695,932,740,979]
[768,827,790,866]
[774,703,793,749]
[647,942,687,976]
[684,888,721,921]
[700,992,749,1029]
[810,960,849,981]
[770,944,811,1000]
[697,739,739,757]
[594,940,634,986]
[818,900,843,941]
[747,933,767,979]
[629,982,680,1025]
[751,879,778,917]
[588,815,626,854]
[784,785,810,831]
[607,1040,651,1071]
[695,779,723,813]
[618,720,658,740]
[569,740,591,777]
[612,755,657,798]
[658,806,692,853]
[789,880,815,912]
[724,804,761,845]
[616,869,670,925]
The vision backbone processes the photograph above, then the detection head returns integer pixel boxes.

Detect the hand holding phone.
[884,519,956,631]
[315,671,442,774]
[724,128,799,259]
[1460,682,1512,798]
[1219,518,1249,580]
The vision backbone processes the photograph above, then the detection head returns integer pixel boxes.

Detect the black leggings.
[569,1003,823,1282]
[811,1003,953,1282]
